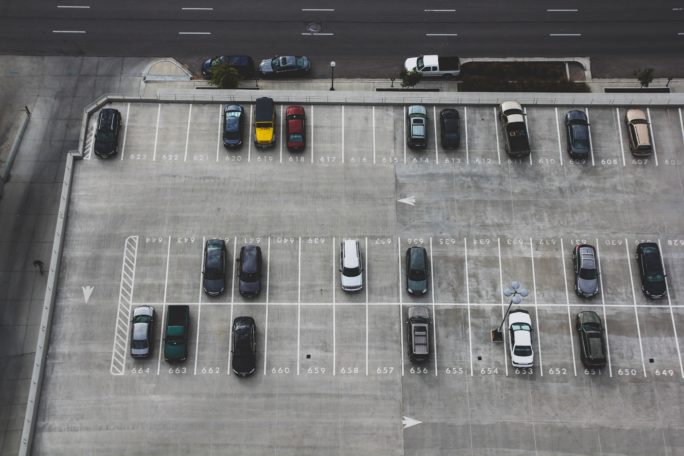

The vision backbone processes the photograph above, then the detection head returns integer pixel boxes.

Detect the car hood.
[259,59,274,74]
[577,278,598,296]
[404,57,418,72]
[203,278,225,295]
[646,280,667,297]
[407,278,428,294]
[164,340,186,360]
[341,273,363,290]
[240,279,261,296]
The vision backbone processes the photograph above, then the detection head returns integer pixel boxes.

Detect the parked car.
[340,239,363,292]
[407,306,431,363]
[576,311,607,368]
[407,105,428,149]
[223,104,245,148]
[201,55,255,79]
[625,109,652,156]
[565,110,591,159]
[238,245,263,297]
[203,239,227,296]
[499,101,530,157]
[254,97,276,148]
[573,244,599,298]
[285,105,306,152]
[94,108,122,158]
[636,242,667,299]
[508,309,534,368]
[130,305,154,358]
[258,55,311,77]
[406,246,428,296]
[439,108,460,149]
[232,316,257,376]
[164,305,190,362]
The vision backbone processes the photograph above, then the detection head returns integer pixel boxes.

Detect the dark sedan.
[439,108,460,149]
[201,55,255,79]
[232,316,257,376]
[565,110,591,159]
[203,239,227,296]
[636,242,667,299]
[576,311,607,368]
[238,245,263,297]
[223,104,245,148]
[406,246,428,296]
[258,55,311,77]
[573,244,599,298]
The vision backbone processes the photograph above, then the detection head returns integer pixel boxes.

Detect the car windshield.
[241,271,260,282]
[289,133,304,142]
[96,131,114,142]
[211,57,222,66]
[131,339,148,349]
[234,332,252,355]
[511,323,531,331]
[514,345,532,356]
[579,268,597,280]
[647,273,665,283]
[416,56,424,69]
[584,322,601,331]
[343,266,360,277]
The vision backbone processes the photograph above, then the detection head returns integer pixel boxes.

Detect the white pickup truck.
[403,55,461,78]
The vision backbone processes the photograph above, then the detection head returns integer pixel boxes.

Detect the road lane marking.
[279,105,284,164]
[302,8,335,11]
[464,106,469,165]
[547,8,578,12]
[226,237,237,375]
[310,105,315,164]
[658,239,684,378]
[57,5,90,8]
[181,7,214,10]
[646,108,659,166]
[559,239,577,376]
[156,236,171,375]
[615,108,626,166]
[332,238,336,375]
[403,107,407,164]
[426,33,458,37]
[464,238,473,376]
[530,238,544,376]
[497,237,508,375]
[178,32,211,35]
[52,30,86,33]
[372,106,376,164]
[679,108,684,146]
[429,237,437,376]
[341,106,345,163]
[248,104,253,162]
[398,237,405,376]
[120,103,130,161]
[263,236,271,375]
[184,104,192,162]
[549,33,581,37]
[594,239,613,377]
[424,9,456,12]
[523,107,532,165]
[193,237,205,375]
[301,32,334,36]
[624,239,647,377]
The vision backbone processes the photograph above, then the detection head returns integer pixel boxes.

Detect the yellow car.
[254,97,275,148]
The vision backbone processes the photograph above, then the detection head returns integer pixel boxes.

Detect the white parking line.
[594,239,613,377]
[493,107,501,165]
[679,108,684,146]
[615,108,626,166]
[624,239,647,377]
[297,236,302,375]
[310,105,315,164]
[398,238,405,376]
[365,237,369,375]
[184,104,192,162]
[215,105,221,162]
[341,106,345,163]
[523,107,532,165]
[646,108,659,166]
[464,238,473,376]
[529,239,544,376]
[332,238,336,375]
[559,239,577,376]
[152,103,161,161]
[193,236,205,374]
[248,104,253,163]
[226,237,237,375]
[658,239,684,378]
[372,107,376,165]
[497,237,508,375]
[464,106,469,165]
[263,236,271,375]
[120,103,130,161]
[279,105,284,164]
[433,106,439,164]
[585,107,595,166]
[403,106,407,164]
[156,236,171,375]
[429,237,438,376]
[554,107,563,166]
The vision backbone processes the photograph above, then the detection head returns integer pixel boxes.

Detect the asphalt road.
[0,0,682,77]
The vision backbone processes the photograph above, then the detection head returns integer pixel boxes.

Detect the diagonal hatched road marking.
[110,235,139,375]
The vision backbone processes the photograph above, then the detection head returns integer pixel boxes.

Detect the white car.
[508,309,533,368]
[340,239,363,292]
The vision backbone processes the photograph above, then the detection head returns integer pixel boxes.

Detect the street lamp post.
[330,61,336,91]
[491,281,528,342]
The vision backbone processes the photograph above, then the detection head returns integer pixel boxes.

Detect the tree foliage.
[400,69,422,88]
[634,68,655,88]
[210,64,240,89]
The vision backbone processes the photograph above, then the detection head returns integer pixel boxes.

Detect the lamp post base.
[491,329,503,342]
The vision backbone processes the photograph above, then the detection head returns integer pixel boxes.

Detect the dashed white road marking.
[365,237,369,375]
[57,5,90,8]
[559,239,577,376]
[426,33,458,37]
[615,108,626,167]
[549,33,581,37]
[529,238,543,376]
[279,105,284,164]
[226,237,237,375]
[624,239,647,377]
[215,104,222,162]
[301,8,334,11]
[310,105,315,164]
[248,104,253,162]
[523,107,532,165]
[646,108,659,166]
[547,8,578,12]
[178,31,211,35]
[372,106,376,165]
[52,30,86,33]
[120,103,130,161]
[297,236,302,375]
[403,106,407,164]
[679,108,684,146]
[424,9,456,12]
[658,239,684,378]
[594,239,613,377]
[181,7,214,10]
[341,106,345,163]
[493,107,501,164]
[332,237,336,375]
[193,236,205,375]
[433,106,439,164]
[464,106,469,165]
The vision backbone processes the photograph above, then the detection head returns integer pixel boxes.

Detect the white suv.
[340,239,363,292]
[508,309,534,368]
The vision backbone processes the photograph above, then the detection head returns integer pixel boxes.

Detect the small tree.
[634,68,655,88]
[210,64,240,89]
[400,69,422,88]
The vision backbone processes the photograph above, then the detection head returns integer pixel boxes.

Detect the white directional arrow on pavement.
[82,285,94,304]
[398,196,416,206]
[402,416,422,429]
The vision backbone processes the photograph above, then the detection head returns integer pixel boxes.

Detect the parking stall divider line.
[658,239,684,377]
[341,106,345,164]
[398,237,405,376]
[464,238,473,376]
[120,103,130,161]
[595,239,613,377]
[615,108,626,167]
[523,107,532,166]
[372,107,376,165]
[264,236,271,375]
[184,104,192,162]
[297,236,302,375]
[429,237,438,376]
[310,105,315,164]
[279,105,284,164]
[646,108,659,166]
[493,107,502,165]
[433,106,439,164]
[624,239,647,377]
[559,239,577,376]
[497,237,509,375]
[227,237,237,376]
[248,104,253,163]
[152,103,161,161]
[554,107,563,166]
[194,236,205,375]
[403,107,407,164]
[156,236,172,376]
[679,108,684,147]
[585,107,596,166]
[365,237,369,375]
[529,239,544,376]
[215,104,222,162]
[333,238,336,376]
[464,106,469,165]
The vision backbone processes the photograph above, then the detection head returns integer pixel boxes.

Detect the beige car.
[625,109,652,156]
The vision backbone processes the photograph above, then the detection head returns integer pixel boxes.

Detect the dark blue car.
[223,104,245,148]
[203,239,227,296]
[238,245,263,298]
[565,110,591,159]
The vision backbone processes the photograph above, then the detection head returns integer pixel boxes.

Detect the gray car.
[407,105,428,149]
[573,244,599,298]
[130,306,154,358]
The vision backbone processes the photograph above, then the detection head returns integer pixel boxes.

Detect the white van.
[340,239,363,292]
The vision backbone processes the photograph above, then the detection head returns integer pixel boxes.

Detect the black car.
[573,244,599,298]
[203,239,227,296]
[406,246,428,296]
[238,245,263,297]
[223,104,245,148]
[636,242,667,299]
[94,108,122,158]
[232,316,257,376]
[258,55,311,77]
[407,306,431,363]
[439,108,460,149]
[565,110,591,159]
[201,55,255,79]
[576,311,607,368]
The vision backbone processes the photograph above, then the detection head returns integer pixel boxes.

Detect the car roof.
[514,330,532,346]
[408,246,427,268]
[578,310,601,325]
[224,104,243,113]
[506,113,525,124]
[240,245,261,273]
[342,240,360,267]
[440,108,458,119]
[132,322,149,340]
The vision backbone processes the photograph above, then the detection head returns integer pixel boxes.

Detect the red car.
[286,105,306,152]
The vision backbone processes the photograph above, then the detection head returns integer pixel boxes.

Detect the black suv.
[238,245,263,297]
[94,108,122,158]
[576,311,607,368]
[636,242,667,299]
[232,316,257,376]
[406,306,431,363]
[203,239,227,296]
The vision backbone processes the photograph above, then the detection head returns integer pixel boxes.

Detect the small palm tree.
[210,64,240,89]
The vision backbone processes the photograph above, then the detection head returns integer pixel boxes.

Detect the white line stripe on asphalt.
[585,107,595,166]
[156,236,171,375]
[365,237,369,375]
[646,107,659,166]
[152,104,161,161]
[555,107,563,166]
[52,30,86,33]
[57,5,90,8]
[398,238,405,376]
[263,236,271,375]
[616,108,626,166]
[181,7,214,10]
[184,104,192,162]
[549,33,581,37]
[625,239,647,377]
[547,9,578,12]
[332,237,336,375]
[301,8,335,11]
[493,107,501,164]
[194,237,205,375]
[297,236,302,375]
[559,239,577,376]
[530,238,543,376]
[430,237,438,376]
[433,106,439,164]
[464,238,473,376]
[658,239,684,378]
[464,106,469,165]
[178,32,211,35]
[372,106,376,165]
[310,105,315,164]
[215,104,221,162]
[594,240,612,377]
[426,33,458,37]
[497,238,508,375]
